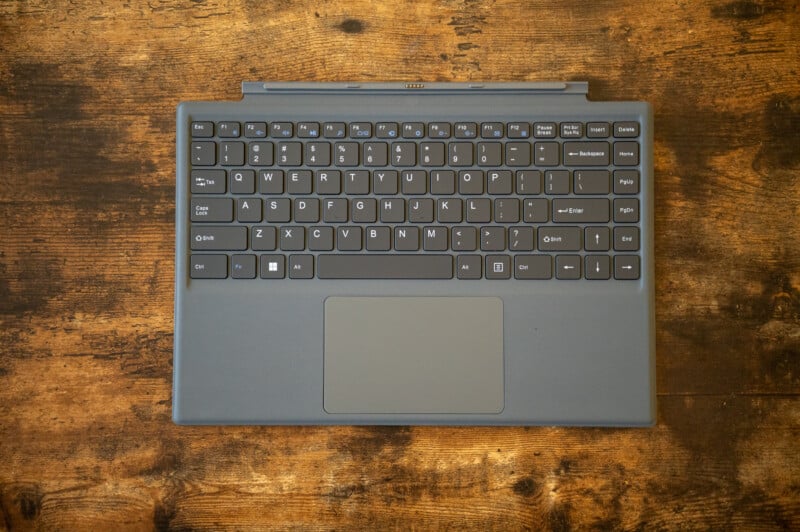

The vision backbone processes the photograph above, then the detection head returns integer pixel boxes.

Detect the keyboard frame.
[174,82,655,426]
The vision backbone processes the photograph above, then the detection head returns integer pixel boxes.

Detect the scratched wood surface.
[1,0,799,529]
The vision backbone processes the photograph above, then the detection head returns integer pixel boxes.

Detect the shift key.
[191,226,247,250]
[563,142,609,166]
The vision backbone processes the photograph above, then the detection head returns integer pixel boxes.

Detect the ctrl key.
[190,255,227,279]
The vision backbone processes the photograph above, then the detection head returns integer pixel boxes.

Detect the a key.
[237,198,261,222]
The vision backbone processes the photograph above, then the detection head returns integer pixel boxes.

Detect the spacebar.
[317,254,453,279]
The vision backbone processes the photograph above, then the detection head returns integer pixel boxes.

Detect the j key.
[552,198,610,223]
[563,142,610,166]
[317,255,453,279]
[191,197,232,222]
[190,226,247,250]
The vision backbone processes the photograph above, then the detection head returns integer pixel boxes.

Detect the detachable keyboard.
[181,82,650,282]
[174,82,655,426]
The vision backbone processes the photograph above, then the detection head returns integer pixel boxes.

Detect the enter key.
[552,198,610,223]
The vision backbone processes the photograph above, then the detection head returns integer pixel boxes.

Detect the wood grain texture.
[1,0,799,529]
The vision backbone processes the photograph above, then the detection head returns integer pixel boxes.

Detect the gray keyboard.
[184,84,646,281]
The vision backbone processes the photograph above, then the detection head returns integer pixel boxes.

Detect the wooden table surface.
[2,0,799,529]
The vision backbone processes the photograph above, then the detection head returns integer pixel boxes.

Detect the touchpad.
[324,297,504,414]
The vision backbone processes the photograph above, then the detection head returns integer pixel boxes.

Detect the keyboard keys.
[585,255,611,280]
[552,198,610,223]
[586,122,610,138]
[191,142,215,165]
[317,254,452,279]
[538,227,580,251]
[191,169,226,193]
[533,142,559,165]
[560,122,582,138]
[485,255,511,279]
[402,122,425,138]
[563,141,610,166]
[533,122,557,138]
[245,122,267,138]
[454,122,477,138]
[614,122,640,138]
[297,122,319,139]
[324,122,346,138]
[514,255,551,279]
[481,122,503,138]
[187,117,645,281]
[270,122,293,137]
[191,197,233,222]
[231,254,257,279]
[217,122,240,137]
[613,141,639,165]
[190,254,227,278]
[428,122,451,138]
[191,121,214,137]
[260,255,285,278]
[190,226,246,250]
[350,122,372,138]
[614,255,640,279]
[375,122,399,138]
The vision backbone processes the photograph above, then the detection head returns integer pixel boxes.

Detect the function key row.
[191,121,640,140]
